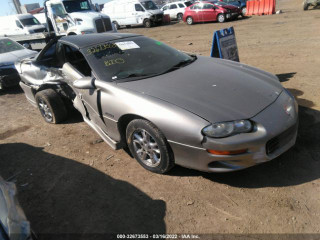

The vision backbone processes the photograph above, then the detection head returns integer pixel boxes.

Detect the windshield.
[82,36,196,82]
[20,17,41,27]
[214,2,230,6]
[141,1,158,10]
[63,0,91,13]
[0,39,24,54]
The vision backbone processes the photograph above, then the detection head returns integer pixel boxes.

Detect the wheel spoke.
[133,133,143,143]
[141,151,147,160]
[141,130,147,142]
[132,129,161,168]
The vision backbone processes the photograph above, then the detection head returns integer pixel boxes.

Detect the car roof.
[59,33,142,49]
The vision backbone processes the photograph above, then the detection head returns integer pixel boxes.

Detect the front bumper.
[226,12,240,19]
[169,91,298,172]
[0,67,20,89]
[150,14,164,23]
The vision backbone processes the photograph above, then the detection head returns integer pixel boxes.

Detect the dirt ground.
[1,0,320,238]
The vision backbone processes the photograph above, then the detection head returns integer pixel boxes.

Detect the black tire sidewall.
[177,13,183,20]
[35,93,54,123]
[144,19,152,28]
[35,89,67,124]
[126,119,174,174]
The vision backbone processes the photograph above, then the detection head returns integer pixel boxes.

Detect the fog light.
[207,149,248,155]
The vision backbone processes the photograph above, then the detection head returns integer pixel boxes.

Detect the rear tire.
[186,16,193,25]
[217,13,226,23]
[177,13,183,21]
[143,19,152,28]
[126,119,175,174]
[35,89,67,124]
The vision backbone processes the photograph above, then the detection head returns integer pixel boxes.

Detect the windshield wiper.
[114,73,150,81]
[161,55,197,74]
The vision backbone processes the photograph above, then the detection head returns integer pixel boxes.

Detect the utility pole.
[12,0,22,14]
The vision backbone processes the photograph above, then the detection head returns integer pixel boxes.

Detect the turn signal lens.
[207,149,248,155]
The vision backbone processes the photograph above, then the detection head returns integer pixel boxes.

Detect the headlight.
[202,120,252,138]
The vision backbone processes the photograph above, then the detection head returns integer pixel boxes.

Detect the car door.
[189,4,200,22]
[201,3,217,21]
[169,4,178,19]
[19,40,64,86]
[161,5,169,16]
[61,44,110,135]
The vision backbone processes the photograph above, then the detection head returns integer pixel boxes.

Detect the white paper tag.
[115,41,140,50]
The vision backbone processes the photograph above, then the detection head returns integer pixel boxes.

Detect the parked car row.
[102,0,247,28]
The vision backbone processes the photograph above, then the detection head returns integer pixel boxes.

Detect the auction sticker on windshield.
[115,41,140,50]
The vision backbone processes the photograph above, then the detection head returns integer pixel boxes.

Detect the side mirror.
[23,43,31,49]
[95,3,100,12]
[73,77,95,89]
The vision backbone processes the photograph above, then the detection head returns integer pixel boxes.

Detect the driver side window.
[203,3,214,9]
[15,20,23,29]
[135,4,144,12]
[64,45,92,77]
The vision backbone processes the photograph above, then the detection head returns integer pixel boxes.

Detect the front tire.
[143,19,152,28]
[35,89,67,124]
[217,13,226,23]
[241,7,247,16]
[186,16,193,25]
[126,119,174,174]
[113,21,120,30]
[303,0,309,10]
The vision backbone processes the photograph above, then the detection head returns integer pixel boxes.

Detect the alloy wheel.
[132,129,161,167]
[38,99,53,122]
[218,14,225,23]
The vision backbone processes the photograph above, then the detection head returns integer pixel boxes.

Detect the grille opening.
[95,18,113,33]
[266,125,297,155]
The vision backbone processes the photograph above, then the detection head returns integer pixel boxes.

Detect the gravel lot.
[0,0,319,237]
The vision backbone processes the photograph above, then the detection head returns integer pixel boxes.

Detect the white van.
[0,14,47,37]
[102,0,164,28]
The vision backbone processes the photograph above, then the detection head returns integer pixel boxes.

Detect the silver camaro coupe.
[16,33,298,174]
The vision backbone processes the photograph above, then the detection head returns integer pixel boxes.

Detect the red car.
[183,1,241,24]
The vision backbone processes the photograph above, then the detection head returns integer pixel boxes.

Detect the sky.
[0,0,113,16]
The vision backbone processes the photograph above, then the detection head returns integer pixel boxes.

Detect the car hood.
[118,56,283,123]
[220,5,239,10]
[147,9,163,15]
[0,49,37,66]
